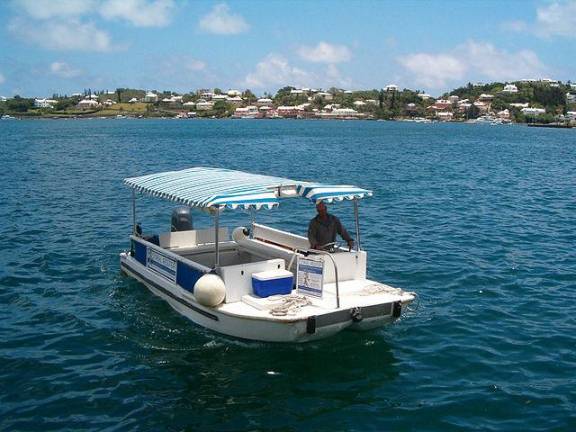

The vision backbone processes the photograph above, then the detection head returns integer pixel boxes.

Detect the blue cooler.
[252,269,294,297]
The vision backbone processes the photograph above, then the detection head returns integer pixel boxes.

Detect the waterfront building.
[436,111,453,121]
[277,106,299,117]
[521,107,546,115]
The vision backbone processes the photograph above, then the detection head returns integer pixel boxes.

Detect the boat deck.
[217,279,415,321]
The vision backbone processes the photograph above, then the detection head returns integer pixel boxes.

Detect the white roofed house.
[384,84,399,92]
[436,111,453,121]
[183,101,196,108]
[233,105,258,118]
[34,98,57,108]
[502,84,518,93]
[290,89,305,95]
[353,100,366,108]
[315,91,334,101]
[227,89,242,97]
[226,96,244,106]
[566,93,576,104]
[256,98,273,107]
[277,106,299,118]
[195,100,215,111]
[77,99,100,110]
[129,97,139,103]
[144,92,158,103]
[521,107,546,116]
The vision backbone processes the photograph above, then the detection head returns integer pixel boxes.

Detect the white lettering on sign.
[147,248,177,282]
[297,257,324,298]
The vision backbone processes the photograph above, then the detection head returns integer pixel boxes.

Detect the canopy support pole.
[214,207,221,269]
[132,190,137,235]
[353,198,361,251]
[250,208,255,238]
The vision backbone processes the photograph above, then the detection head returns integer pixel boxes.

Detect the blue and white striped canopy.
[124,167,372,210]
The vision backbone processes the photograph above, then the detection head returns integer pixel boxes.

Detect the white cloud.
[534,0,576,37]
[461,41,547,81]
[326,64,352,88]
[9,18,115,52]
[198,3,249,35]
[398,41,548,90]
[398,53,466,88]
[297,42,352,64]
[99,0,174,27]
[244,54,311,89]
[0,73,5,85]
[503,1,576,38]
[12,0,174,28]
[13,0,96,20]
[183,59,206,72]
[50,62,82,78]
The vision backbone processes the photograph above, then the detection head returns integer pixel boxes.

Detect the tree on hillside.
[116,88,123,103]
[6,96,34,112]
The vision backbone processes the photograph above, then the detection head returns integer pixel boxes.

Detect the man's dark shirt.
[308,213,353,249]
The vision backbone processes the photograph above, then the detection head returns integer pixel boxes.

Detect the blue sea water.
[1,119,575,431]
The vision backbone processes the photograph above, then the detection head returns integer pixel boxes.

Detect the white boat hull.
[120,253,408,343]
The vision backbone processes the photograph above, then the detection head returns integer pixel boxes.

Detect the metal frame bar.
[132,189,137,234]
[353,198,361,251]
[214,206,221,268]
[303,248,340,309]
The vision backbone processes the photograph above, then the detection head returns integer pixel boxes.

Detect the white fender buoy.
[232,226,249,242]
[194,274,226,307]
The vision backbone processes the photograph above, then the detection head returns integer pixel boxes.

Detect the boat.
[119,167,415,342]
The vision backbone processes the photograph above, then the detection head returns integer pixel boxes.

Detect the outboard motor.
[171,206,193,232]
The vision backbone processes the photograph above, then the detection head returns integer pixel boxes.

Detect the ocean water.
[1,119,575,431]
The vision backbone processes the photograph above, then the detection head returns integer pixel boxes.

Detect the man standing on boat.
[308,201,354,251]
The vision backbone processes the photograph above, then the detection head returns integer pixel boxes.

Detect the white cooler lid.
[252,269,293,281]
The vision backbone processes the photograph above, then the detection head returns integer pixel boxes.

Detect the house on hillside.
[77,99,100,109]
[502,84,518,93]
[521,107,546,116]
[144,92,158,103]
[256,98,273,107]
[34,98,57,108]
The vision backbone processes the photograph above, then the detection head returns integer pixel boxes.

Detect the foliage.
[5,96,34,112]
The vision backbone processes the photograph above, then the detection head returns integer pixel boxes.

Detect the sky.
[0,0,575,97]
